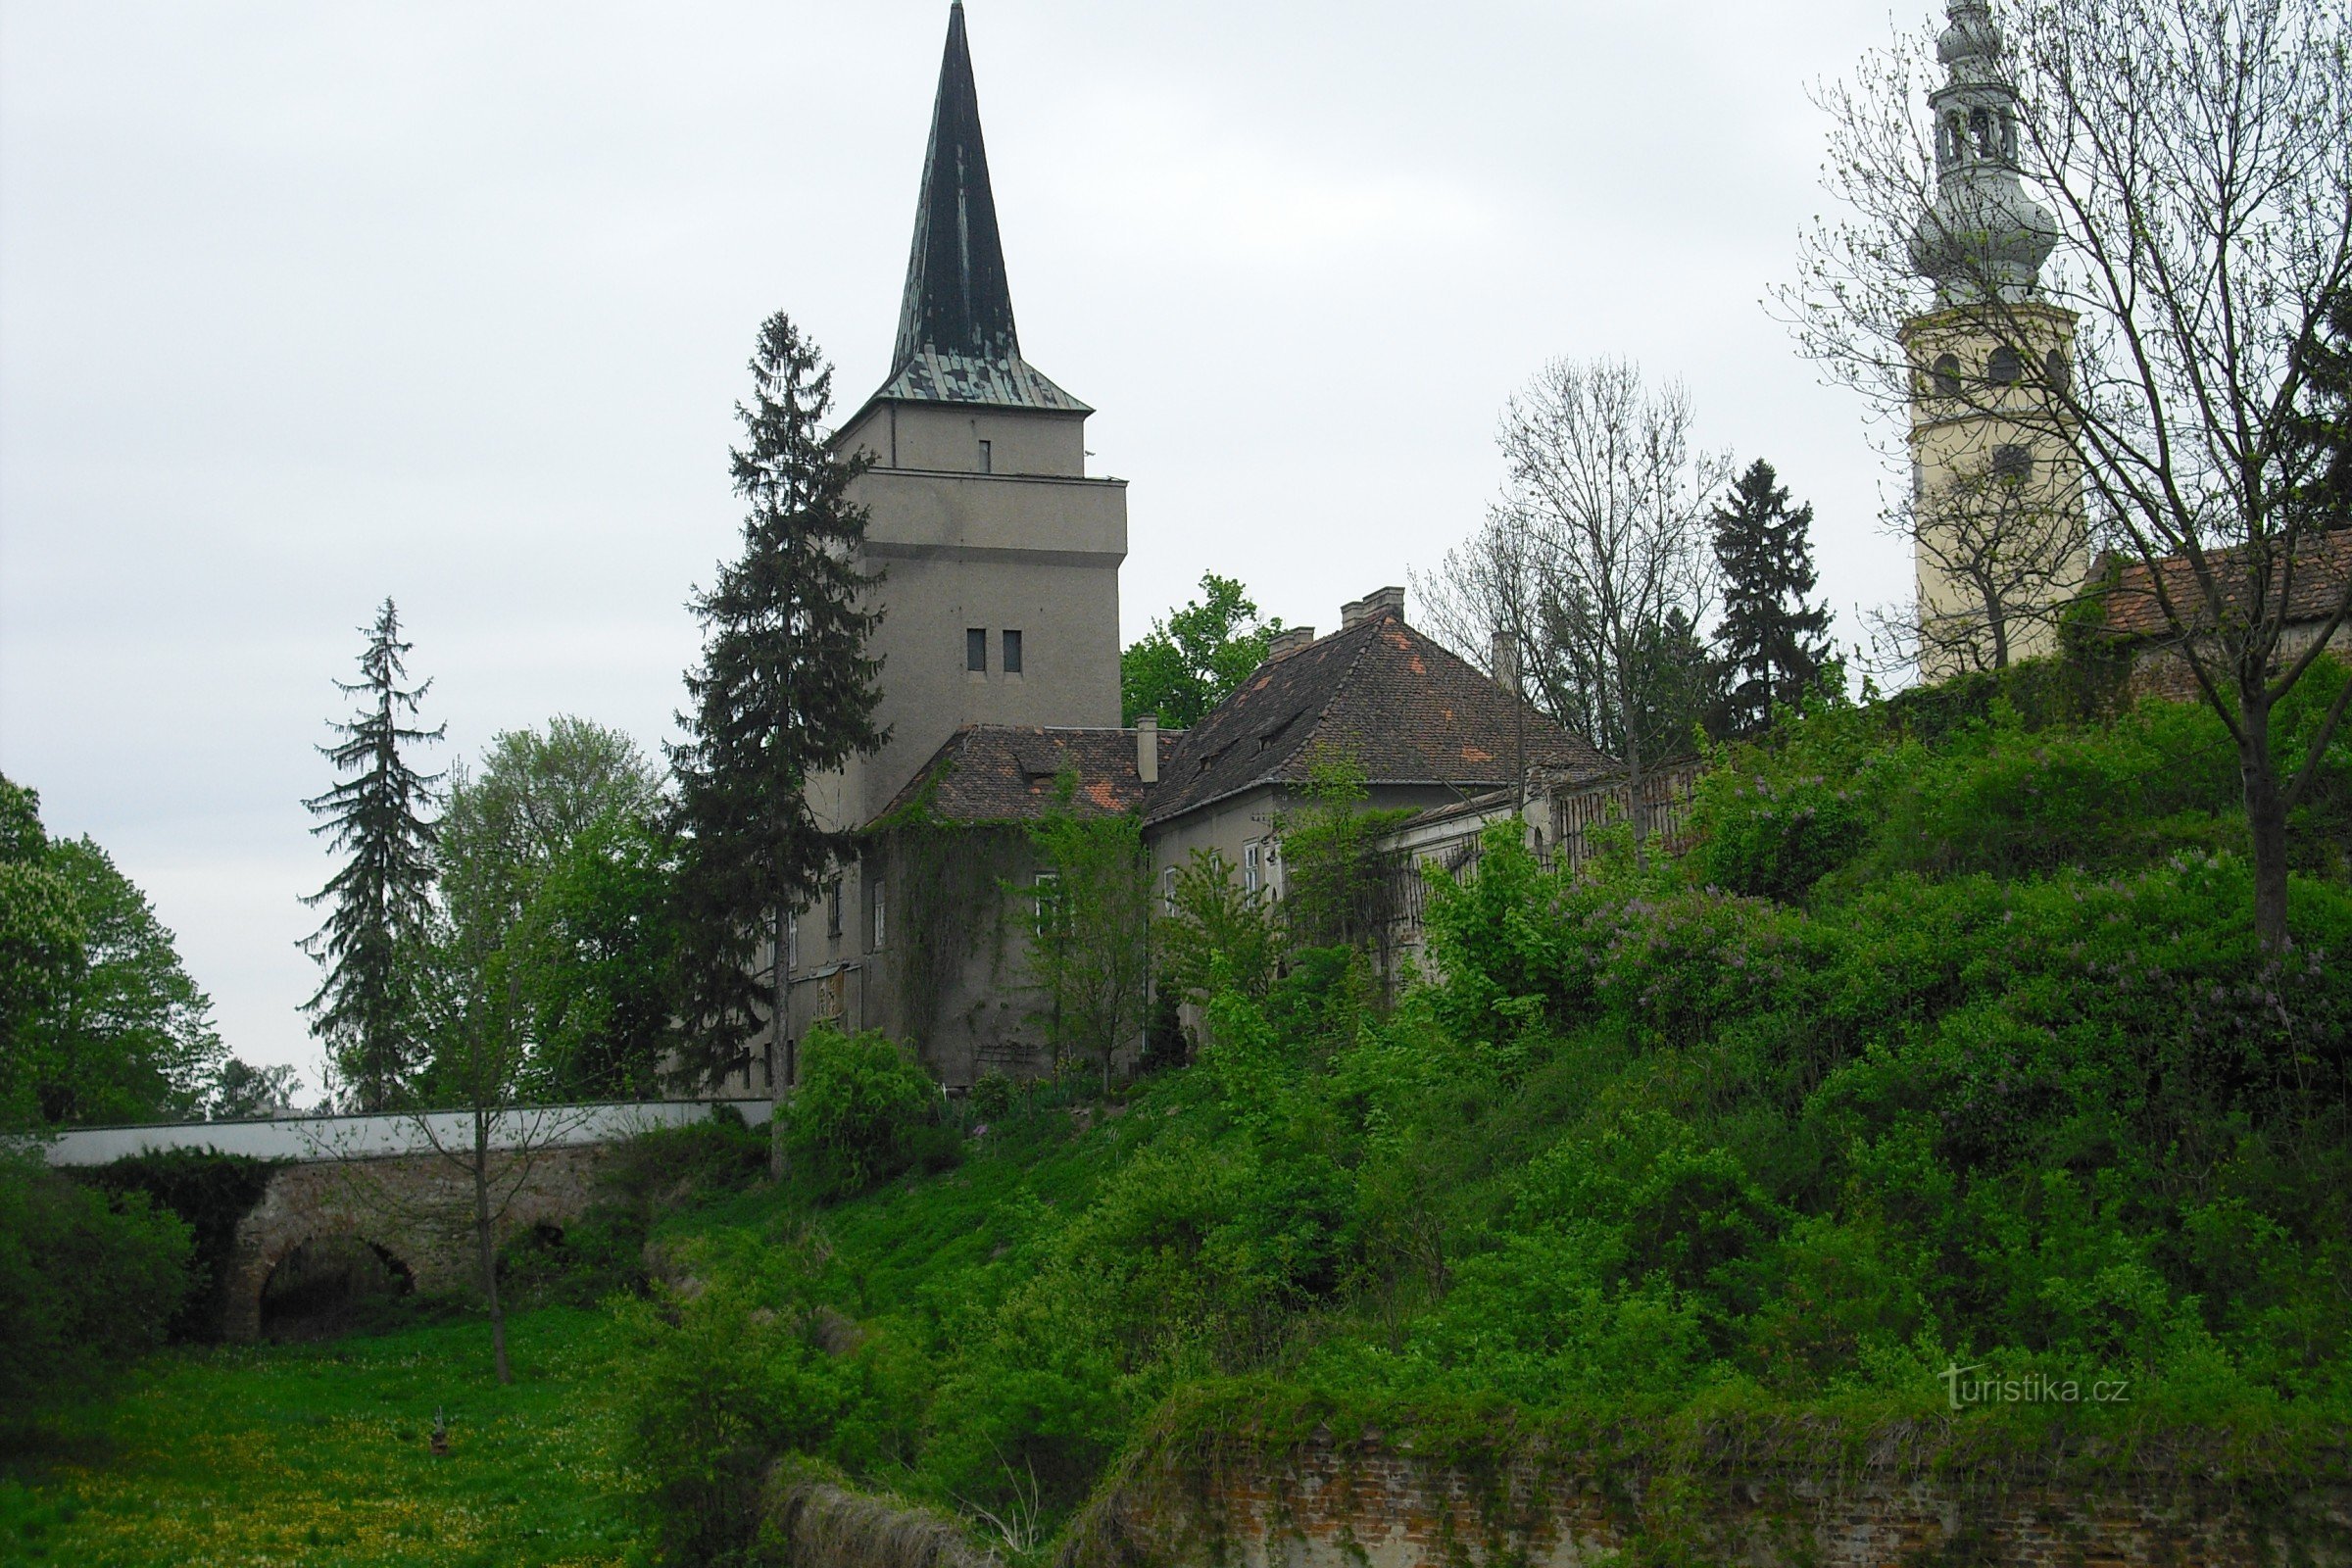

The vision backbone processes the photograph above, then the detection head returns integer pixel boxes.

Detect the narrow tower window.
[1932,353,1963,398]
[871,877,887,951]
[966,627,988,673]
[978,438,993,473]
[1003,629,1023,674]
[1986,345,2023,385]
[2044,350,2071,395]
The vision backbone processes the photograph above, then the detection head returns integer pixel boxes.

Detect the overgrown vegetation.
[611,663,2351,1561]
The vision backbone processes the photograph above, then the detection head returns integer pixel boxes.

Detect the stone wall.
[1060,1428,2352,1568]
[221,1141,614,1341]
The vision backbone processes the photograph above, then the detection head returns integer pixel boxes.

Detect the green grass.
[0,1306,638,1568]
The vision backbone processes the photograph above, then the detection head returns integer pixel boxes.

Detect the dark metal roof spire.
[876,3,1087,412]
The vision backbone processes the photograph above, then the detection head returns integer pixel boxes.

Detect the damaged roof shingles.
[1143,610,1615,826]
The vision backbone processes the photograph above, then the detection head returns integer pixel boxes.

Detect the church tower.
[826,1,1127,829]
[1902,0,2088,678]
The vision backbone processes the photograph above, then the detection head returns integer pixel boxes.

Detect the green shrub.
[614,1244,850,1566]
[79,1147,276,1341]
[0,1150,192,1408]
[786,1026,949,1199]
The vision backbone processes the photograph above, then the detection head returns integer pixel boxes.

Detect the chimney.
[1340,585,1407,629]
[1263,626,1316,661]
[1491,630,1520,691]
[1135,713,1158,785]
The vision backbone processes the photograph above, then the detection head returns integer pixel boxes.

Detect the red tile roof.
[2099,531,2352,639]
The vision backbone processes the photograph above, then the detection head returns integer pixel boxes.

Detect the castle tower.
[827,1,1128,829]
[1902,0,2088,678]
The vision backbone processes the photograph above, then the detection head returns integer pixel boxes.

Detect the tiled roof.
[2098,532,2352,639]
[1143,610,1617,826]
[867,725,1180,829]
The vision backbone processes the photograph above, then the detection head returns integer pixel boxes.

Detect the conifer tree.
[1711,460,1833,736]
[670,313,884,1092]
[300,599,443,1110]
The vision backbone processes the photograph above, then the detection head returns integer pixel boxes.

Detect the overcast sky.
[1,1,1923,1088]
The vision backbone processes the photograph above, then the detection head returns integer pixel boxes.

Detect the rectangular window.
[871,876,887,951]
[978,438,993,473]
[1163,864,1177,916]
[1003,629,1023,674]
[966,627,988,672]
[787,911,799,970]
[1243,841,1261,895]
[827,876,844,937]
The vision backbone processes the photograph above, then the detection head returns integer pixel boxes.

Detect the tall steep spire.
[876,3,1087,412]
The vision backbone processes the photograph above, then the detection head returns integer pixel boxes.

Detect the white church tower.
[1902,0,2089,678]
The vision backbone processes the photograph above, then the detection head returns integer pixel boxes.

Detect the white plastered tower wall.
[1903,0,2091,681]
[1903,303,2090,677]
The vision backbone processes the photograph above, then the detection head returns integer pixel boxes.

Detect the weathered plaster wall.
[1062,1430,2352,1568]
[221,1141,613,1341]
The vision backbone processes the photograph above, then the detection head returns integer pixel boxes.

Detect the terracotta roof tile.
[868,726,1176,828]
[2099,532,2352,640]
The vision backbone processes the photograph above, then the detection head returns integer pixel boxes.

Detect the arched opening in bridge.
[259,1234,415,1341]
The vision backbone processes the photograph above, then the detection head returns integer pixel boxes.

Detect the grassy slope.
[0,1307,635,1568]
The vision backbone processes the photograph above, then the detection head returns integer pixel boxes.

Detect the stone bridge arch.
[222,1142,614,1341]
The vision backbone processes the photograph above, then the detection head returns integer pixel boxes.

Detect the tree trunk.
[2237,688,2294,953]
[1621,664,1649,872]
[472,1105,511,1385]
[770,902,790,1182]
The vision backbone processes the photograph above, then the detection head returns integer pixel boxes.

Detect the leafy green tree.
[437,716,662,945]
[0,778,84,1126]
[0,776,224,1128]
[300,599,444,1110]
[1025,795,1153,1093]
[1156,848,1283,1007]
[434,717,677,1100]
[1273,753,1414,956]
[512,812,684,1101]
[27,838,225,1125]
[1120,573,1285,727]
[671,313,885,1093]
[1711,459,1834,736]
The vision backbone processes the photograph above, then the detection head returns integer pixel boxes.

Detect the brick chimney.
[1341,586,1406,628]
[1135,713,1158,785]
[1263,626,1316,661]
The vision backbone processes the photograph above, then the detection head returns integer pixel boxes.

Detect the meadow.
[0,1306,636,1568]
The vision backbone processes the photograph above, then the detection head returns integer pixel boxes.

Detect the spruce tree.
[670,313,884,1091]
[300,599,444,1110]
[1711,459,1833,736]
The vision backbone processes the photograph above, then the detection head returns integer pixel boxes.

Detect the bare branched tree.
[1906,456,2094,672]
[1425,359,1728,863]
[1786,0,2352,949]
